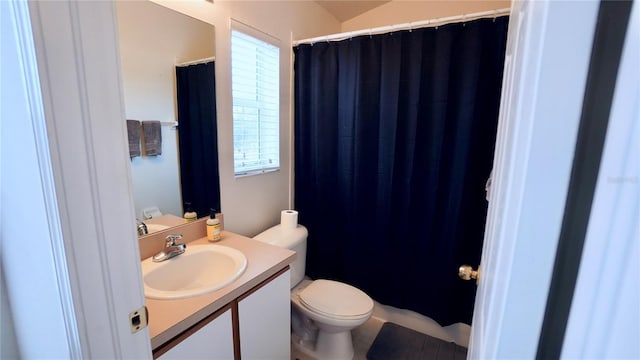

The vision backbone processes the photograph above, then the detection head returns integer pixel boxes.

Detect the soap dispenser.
[183,202,197,223]
[206,208,221,242]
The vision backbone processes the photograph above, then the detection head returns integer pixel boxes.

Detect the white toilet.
[254,223,374,360]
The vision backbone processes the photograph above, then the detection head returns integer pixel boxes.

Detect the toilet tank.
[253,224,307,289]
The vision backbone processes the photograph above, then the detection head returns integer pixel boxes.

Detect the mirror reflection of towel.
[142,121,162,156]
[127,120,141,158]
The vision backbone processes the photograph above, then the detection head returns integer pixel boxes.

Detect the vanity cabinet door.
[238,269,291,360]
[157,308,234,360]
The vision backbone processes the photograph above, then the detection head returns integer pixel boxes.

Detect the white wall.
[150,0,341,236]
[342,0,511,32]
[116,1,215,219]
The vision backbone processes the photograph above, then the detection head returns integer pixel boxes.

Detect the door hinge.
[129,306,148,334]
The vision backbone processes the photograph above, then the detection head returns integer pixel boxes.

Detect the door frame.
[553,1,639,358]
[470,0,638,358]
[3,0,152,358]
[468,0,601,358]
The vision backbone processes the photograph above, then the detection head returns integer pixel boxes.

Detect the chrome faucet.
[152,234,186,262]
[136,219,148,236]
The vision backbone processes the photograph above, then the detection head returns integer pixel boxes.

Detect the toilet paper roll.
[281,210,298,230]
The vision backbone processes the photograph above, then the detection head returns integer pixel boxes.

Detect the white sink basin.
[141,244,248,300]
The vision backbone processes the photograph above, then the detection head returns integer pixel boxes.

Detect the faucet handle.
[136,219,148,236]
[165,234,183,246]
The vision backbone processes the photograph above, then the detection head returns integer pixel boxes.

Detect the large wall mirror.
[116,1,216,230]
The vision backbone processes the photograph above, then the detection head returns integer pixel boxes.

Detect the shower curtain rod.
[175,56,215,67]
[293,7,510,46]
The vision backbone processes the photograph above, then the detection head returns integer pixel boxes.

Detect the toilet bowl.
[291,279,373,360]
[253,220,374,360]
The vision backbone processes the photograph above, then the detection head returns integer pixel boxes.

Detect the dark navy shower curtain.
[176,61,221,217]
[294,17,508,325]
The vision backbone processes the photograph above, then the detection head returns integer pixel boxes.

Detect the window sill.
[234,168,280,179]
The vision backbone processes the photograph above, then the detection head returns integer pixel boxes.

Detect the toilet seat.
[297,279,373,320]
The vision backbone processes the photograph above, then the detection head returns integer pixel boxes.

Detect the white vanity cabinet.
[238,269,291,360]
[152,268,291,360]
[157,307,234,360]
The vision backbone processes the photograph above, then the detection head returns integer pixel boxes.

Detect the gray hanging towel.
[126,119,141,158]
[142,120,162,156]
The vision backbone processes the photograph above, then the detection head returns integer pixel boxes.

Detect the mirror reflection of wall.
[116,0,216,220]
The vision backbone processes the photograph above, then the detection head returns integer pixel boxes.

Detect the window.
[231,21,280,176]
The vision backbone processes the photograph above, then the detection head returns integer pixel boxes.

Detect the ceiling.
[314,0,391,22]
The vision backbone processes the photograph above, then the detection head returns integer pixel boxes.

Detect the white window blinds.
[231,22,280,176]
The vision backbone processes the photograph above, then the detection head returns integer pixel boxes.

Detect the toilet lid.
[298,279,373,318]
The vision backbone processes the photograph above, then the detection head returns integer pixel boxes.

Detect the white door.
[468,0,638,358]
[3,0,152,358]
